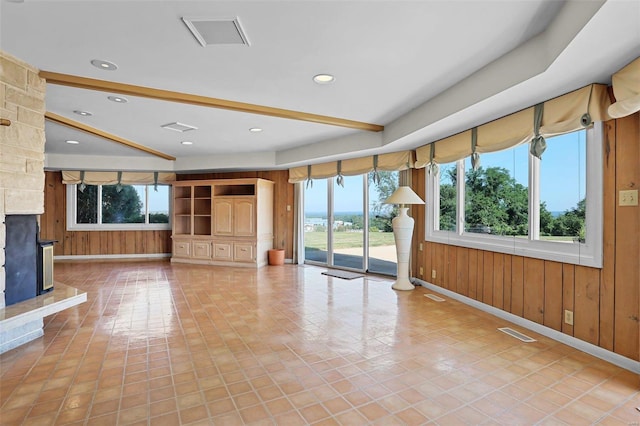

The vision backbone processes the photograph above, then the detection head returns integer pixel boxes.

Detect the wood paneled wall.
[40,170,294,259]
[40,172,172,256]
[411,114,640,361]
[178,170,294,259]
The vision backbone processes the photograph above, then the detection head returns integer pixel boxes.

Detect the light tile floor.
[0,261,638,425]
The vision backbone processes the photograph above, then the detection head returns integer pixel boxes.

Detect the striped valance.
[415,83,612,168]
[62,171,176,185]
[288,151,414,184]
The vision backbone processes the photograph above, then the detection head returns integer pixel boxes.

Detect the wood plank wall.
[411,114,640,362]
[178,170,294,260]
[40,171,172,256]
[40,170,294,260]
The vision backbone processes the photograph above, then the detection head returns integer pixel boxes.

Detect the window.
[68,184,171,230]
[427,124,602,267]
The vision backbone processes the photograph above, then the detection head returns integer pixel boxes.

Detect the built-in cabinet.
[171,178,274,267]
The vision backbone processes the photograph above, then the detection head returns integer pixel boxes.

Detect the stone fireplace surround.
[1,50,86,353]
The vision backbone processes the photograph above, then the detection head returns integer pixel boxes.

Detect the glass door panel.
[332,175,364,270]
[367,171,399,276]
[304,179,328,264]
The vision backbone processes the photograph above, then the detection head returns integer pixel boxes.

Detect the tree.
[439,166,586,239]
[368,171,398,232]
[438,166,457,231]
[76,185,144,224]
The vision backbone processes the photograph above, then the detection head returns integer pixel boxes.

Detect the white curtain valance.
[62,171,176,185]
[288,151,414,183]
[608,57,640,118]
[415,83,612,168]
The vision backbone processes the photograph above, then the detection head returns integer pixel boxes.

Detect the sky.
[304,130,586,214]
[135,185,170,213]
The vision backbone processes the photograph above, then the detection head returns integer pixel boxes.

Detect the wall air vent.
[161,122,198,132]
[498,327,536,343]
[182,17,250,47]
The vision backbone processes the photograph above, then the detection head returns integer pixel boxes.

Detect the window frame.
[426,122,603,268]
[66,184,172,231]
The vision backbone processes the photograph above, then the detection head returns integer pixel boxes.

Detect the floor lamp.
[384,186,425,290]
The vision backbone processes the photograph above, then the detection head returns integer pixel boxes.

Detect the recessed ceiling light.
[90,59,118,71]
[73,110,92,116]
[65,140,80,145]
[108,95,128,103]
[249,127,263,133]
[313,74,335,84]
[181,141,193,145]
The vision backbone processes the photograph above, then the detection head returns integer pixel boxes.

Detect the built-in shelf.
[214,184,255,196]
[171,178,274,267]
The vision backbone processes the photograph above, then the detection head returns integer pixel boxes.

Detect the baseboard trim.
[413,278,640,374]
[55,254,171,261]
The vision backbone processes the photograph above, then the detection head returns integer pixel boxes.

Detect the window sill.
[67,224,171,232]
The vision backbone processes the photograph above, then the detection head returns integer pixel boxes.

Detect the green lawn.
[304,231,394,250]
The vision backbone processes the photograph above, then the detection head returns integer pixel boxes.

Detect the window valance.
[415,83,611,168]
[288,151,414,184]
[62,171,176,185]
[608,57,640,118]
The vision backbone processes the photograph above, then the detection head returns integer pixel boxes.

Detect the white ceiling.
[1,0,639,173]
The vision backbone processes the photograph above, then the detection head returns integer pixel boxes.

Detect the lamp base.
[391,207,415,291]
[391,278,415,291]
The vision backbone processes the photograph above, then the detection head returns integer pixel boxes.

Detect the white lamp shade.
[384,186,424,205]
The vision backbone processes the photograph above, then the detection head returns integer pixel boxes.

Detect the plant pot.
[268,249,285,266]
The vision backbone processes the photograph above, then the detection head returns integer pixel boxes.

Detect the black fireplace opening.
[4,215,38,305]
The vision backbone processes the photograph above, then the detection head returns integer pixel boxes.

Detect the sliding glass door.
[332,175,364,270]
[368,171,399,275]
[303,172,398,275]
[304,179,328,264]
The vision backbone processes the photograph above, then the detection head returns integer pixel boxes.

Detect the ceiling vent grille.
[161,122,198,133]
[182,17,250,47]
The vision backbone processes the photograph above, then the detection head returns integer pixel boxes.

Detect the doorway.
[303,171,398,275]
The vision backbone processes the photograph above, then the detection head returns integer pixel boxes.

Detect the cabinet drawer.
[192,241,212,259]
[213,243,232,260]
[234,243,254,262]
[173,240,191,257]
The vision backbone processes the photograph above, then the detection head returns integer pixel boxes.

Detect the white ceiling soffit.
[182,17,250,47]
[1,0,638,172]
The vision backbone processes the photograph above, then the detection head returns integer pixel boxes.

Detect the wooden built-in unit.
[178,170,294,261]
[410,113,640,362]
[171,178,274,267]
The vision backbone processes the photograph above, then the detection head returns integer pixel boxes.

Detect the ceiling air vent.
[161,122,198,133]
[182,17,250,47]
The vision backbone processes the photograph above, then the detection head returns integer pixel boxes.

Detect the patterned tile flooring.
[0,261,638,425]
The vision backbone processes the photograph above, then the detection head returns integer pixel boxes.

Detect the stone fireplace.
[1,50,86,354]
[1,50,47,309]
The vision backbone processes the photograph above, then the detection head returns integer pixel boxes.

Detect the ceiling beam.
[45,112,176,161]
[39,71,384,132]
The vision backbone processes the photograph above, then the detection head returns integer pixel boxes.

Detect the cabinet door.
[234,199,255,236]
[213,243,232,260]
[213,199,233,235]
[234,243,254,262]
[192,241,211,259]
[173,240,191,257]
